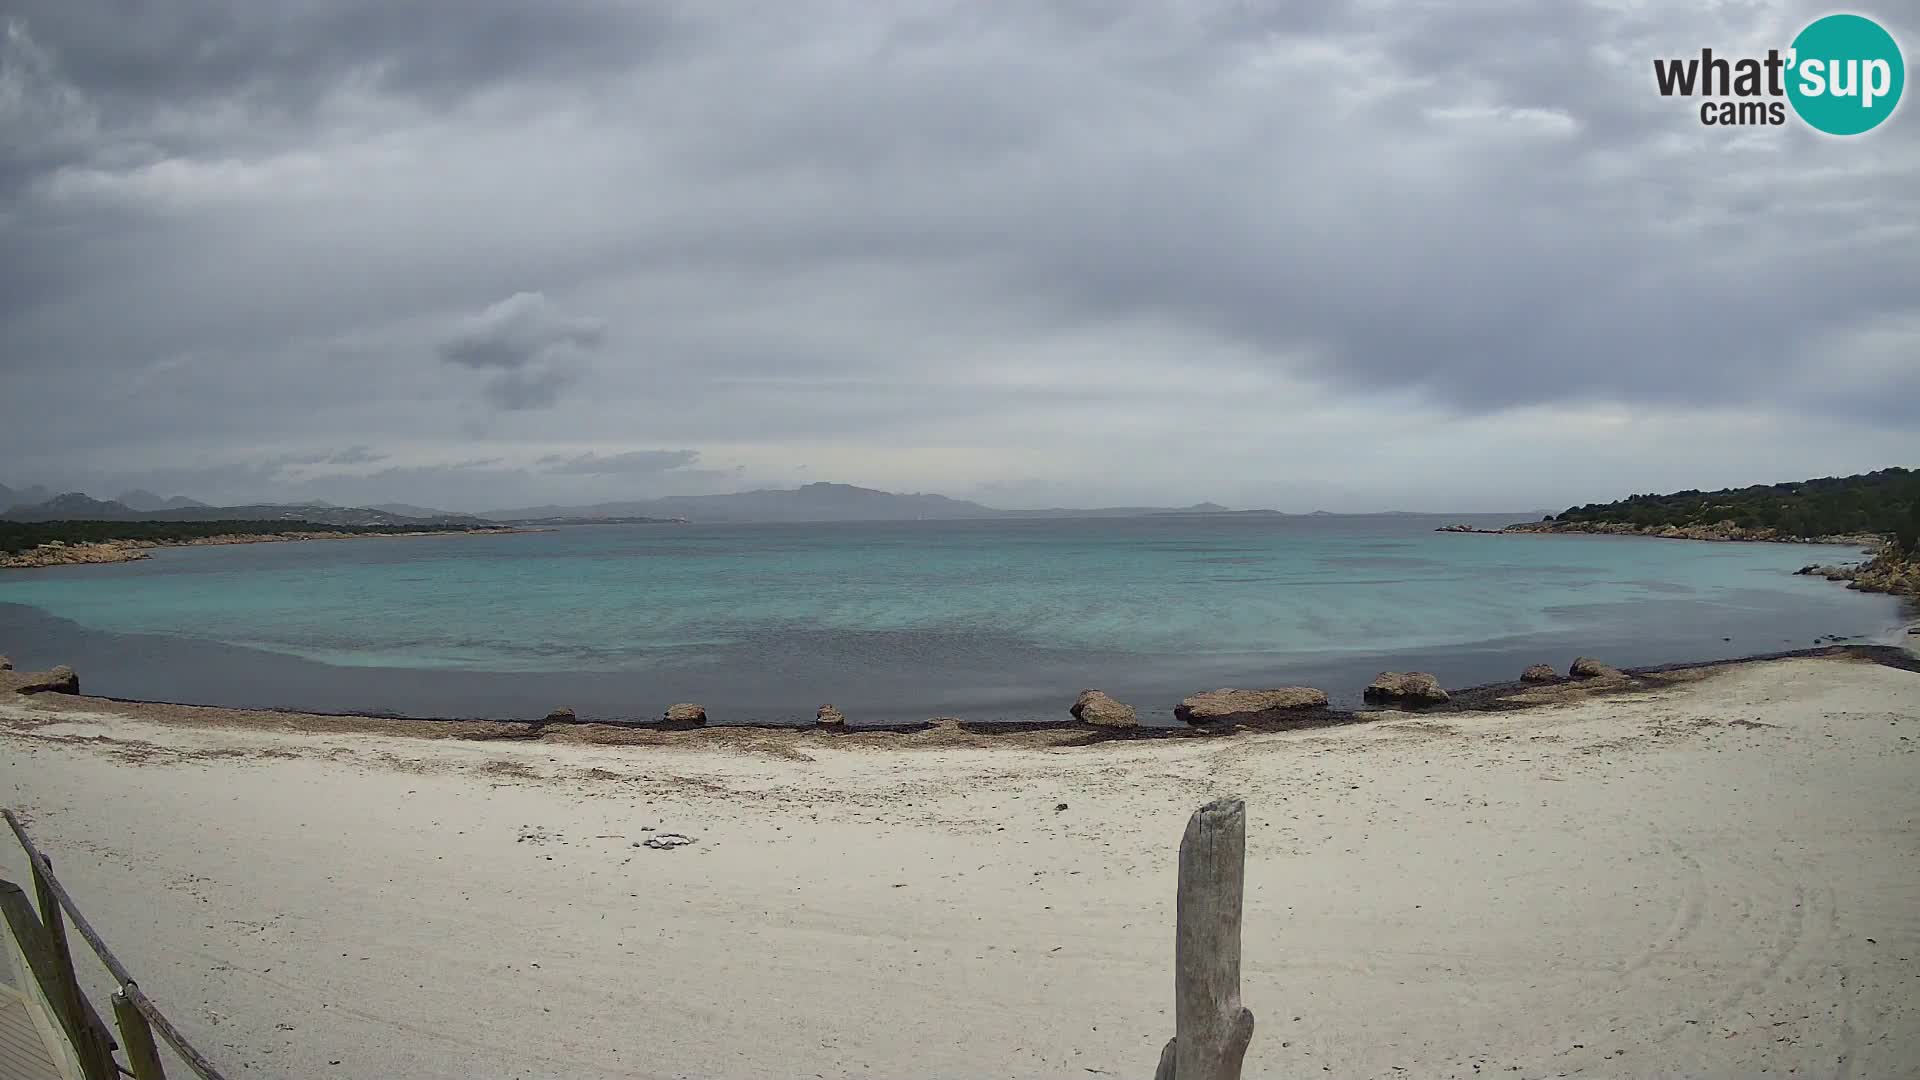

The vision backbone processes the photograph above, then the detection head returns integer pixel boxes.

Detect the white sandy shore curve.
[1,654,1917,1079]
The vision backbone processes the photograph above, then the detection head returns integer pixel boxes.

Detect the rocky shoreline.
[1436,519,1882,545]
[1793,549,1920,597]
[1435,519,1916,598]
[0,527,530,569]
[8,645,1916,743]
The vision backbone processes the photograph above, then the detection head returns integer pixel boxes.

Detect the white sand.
[2,656,1918,1079]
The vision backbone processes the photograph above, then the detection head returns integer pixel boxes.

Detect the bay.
[0,514,1899,724]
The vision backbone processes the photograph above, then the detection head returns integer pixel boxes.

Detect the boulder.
[1520,663,1561,684]
[1175,687,1328,725]
[541,707,576,725]
[15,665,78,695]
[0,656,10,670]
[816,704,847,727]
[1569,657,1624,679]
[664,703,707,725]
[1070,689,1137,728]
[1362,671,1449,706]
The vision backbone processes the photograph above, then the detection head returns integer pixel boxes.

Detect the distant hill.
[482,484,1280,523]
[115,489,210,512]
[482,484,1562,523]
[1547,467,1920,550]
[368,502,458,519]
[0,482,53,511]
[3,493,142,520]
[485,482,1003,523]
[489,485,1292,522]
[2,493,487,529]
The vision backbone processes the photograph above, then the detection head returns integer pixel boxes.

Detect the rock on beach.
[1070,689,1137,728]
[1362,671,1449,706]
[1174,686,1328,725]
[1520,663,1561,684]
[664,703,707,725]
[1569,657,1625,679]
[14,665,79,694]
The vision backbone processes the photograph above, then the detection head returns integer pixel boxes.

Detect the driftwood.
[1153,798,1254,1080]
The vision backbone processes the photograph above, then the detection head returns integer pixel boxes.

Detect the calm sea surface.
[0,515,1901,724]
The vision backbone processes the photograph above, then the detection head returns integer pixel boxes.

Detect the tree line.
[1549,467,1920,554]
[0,519,474,555]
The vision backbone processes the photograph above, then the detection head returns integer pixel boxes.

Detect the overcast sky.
[1,1,1914,513]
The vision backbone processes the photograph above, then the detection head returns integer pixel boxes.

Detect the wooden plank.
[0,881,117,1080]
[0,963,82,1080]
[0,992,66,1080]
[30,857,85,1046]
[114,989,169,1080]
[1157,798,1255,1080]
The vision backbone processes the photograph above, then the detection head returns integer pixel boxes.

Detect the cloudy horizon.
[2,2,1915,514]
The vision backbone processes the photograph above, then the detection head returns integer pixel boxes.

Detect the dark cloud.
[436,292,605,410]
[0,2,1914,510]
[0,2,683,181]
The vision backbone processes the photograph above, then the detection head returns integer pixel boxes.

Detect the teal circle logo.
[1787,14,1905,135]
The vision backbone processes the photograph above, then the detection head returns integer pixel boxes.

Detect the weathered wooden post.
[31,855,83,1027]
[113,988,170,1080]
[1153,798,1254,1080]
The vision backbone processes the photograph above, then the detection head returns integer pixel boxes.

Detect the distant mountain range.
[478,483,1261,523]
[0,482,52,511]
[1,478,1545,526]
[113,489,210,512]
[0,491,488,528]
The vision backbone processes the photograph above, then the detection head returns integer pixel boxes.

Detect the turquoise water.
[0,516,1899,722]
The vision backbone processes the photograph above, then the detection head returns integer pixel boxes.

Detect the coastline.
[1437,520,1918,597]
[3,648,1916,1078]
[4,643,1915,746]
[1437,519,1883,545]
[0,525,537,570]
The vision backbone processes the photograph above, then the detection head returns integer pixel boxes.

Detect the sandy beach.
[2,651,1917,1079]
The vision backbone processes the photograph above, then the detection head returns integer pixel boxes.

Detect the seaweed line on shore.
[3,643,1914,753]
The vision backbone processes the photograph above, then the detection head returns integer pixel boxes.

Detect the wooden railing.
[3,799,1254,1080]
[2,809,230,1080]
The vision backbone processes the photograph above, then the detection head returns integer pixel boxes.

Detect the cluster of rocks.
[508,658,1650,735]
[1796,549,1919,597]
[1499,520,1879,545]
[1514,657,1627,683]
[0,541,153,569]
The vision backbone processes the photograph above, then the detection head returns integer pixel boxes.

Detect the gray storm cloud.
[0,1,1914,512]
[436,292,606,410]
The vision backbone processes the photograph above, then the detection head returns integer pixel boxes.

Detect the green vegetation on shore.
[1549,468,1920,553]
[0,519,482,555]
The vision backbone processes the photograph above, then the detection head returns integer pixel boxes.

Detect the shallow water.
[0,515,1899,723]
